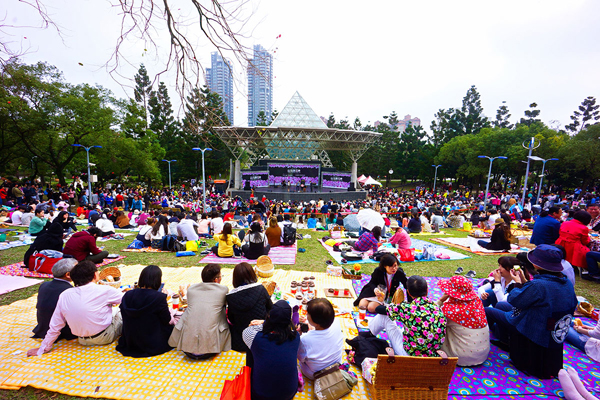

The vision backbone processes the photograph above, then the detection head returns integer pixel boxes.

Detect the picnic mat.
[409,231,448,236]
[122,247,172,253]
[0,276,42,294]
[319,238,470,265]
[351,274,600,399]
[430,237,525,255]
[0,266,372,400]
[0,257,127,279]
[198,243,298,265]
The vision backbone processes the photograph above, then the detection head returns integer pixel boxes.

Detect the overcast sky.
[5,0,600,130]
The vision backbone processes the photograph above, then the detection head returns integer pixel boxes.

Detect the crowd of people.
[1,178,599,397]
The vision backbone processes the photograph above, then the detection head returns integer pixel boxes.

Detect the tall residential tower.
[247,44,273,126]
[206,52,234,124]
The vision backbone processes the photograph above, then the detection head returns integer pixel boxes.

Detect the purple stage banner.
[322,172,352,189]
[241,171,269,188]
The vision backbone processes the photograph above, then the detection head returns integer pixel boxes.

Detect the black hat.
[267,300,292,325]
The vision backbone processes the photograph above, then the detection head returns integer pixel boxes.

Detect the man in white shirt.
[278,214,297,242]
[27,260,124,357]
[177,215,199,241]
[10,205,26,225]
[297,298,344,379]
[209,211,224,235]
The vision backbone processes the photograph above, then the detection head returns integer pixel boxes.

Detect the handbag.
[314,363,352,400]
[398,248,415,262]
[29,252,63,274]
[220,366,251,400]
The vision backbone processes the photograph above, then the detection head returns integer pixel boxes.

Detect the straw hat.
[389,220,400,230]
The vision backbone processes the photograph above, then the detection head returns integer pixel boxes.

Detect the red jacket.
[555,219,590,269]
[62,231,102,261]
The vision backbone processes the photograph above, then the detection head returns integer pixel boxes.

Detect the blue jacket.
[131,199,143,211]
[506,273,577,348]
[530,215,561,245]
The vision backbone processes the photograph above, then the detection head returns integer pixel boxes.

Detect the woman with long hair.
[242,222,270,259]
[265,216,282,247]
[149,215,169,248]
[211,222,242,257]
[478,219,512,251]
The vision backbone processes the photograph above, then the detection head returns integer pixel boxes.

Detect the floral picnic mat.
[0,257,127,279]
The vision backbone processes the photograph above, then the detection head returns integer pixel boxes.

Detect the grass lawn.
[0,227,598,399]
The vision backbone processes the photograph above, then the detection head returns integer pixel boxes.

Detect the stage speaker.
[348,182,356,192]
[243,181,251,191]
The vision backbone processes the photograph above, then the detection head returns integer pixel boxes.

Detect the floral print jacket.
[386,297,447,357]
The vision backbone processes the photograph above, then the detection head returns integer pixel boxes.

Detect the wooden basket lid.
[99,266,121,281]
[256,256,273,271]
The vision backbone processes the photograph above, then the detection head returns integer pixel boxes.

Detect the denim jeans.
[477,239,490,249]
[481,289,498,307]
[585,251,600,276]
[484,301,514,343]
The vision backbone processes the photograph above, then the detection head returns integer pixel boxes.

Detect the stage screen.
[241,171,269,188]
[267,163,320,185]
[322,172,352,189]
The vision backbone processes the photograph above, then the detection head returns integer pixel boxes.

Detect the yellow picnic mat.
[0,265,372,399]
[409,231,447,236]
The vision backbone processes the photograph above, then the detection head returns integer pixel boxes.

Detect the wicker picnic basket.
[256,256,275,278]
[342,271,362,280]
[262,281,277,296]
[369,352,458,400]
[98,266,121,288]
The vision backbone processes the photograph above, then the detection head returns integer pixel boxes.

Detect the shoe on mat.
[454,267,464,275]
[200,250,210,255]
[325,260,333,266]
[341,259,348,264]
[465,270,476,278]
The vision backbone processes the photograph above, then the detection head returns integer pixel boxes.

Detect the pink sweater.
[389,229,412,249]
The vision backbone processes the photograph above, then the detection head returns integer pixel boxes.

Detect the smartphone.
[158,283,165,292]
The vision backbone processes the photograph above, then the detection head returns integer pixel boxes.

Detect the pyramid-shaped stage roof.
[270,92,327,129]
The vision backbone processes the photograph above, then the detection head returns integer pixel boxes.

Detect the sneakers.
[233,255,242,259]
[581,273,600,282]
[454,267,464,275]
[465,270,477,278]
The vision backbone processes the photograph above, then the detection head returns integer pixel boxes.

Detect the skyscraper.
[247,44,273,126]
[206,52,234,124]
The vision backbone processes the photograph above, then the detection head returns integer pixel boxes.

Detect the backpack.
[127,240,145,249]
[161,234,178,251]
[174,240,187,252]
[282,224,297,246]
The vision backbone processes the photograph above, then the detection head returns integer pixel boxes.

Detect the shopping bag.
[398,248,415,262]
[220,366,251,400]
[186,240,199,252]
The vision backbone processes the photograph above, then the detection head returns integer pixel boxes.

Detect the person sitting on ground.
[354,254,407,313]
[197,213,212,237]
[209,210,224,235]
[226,262,272,364]
[32,258,78,341]
[551,244,576,287]
[484,245,578,378]
[243,300,300,400]
[389,221,411,249]
[115,211,133,229]
[297,298,344,379]
[325,212,336,227]
[530,206,563,246]
[307,213,318,229]
[407,212,422,233]
[265,216,282,248]
[62,227,109,264]
[446,211,463,229]
[555,210,591,272]
[486,209,500,229]
[567,315,600,363]
[477,219,512,251]
[135,217,155,247]
[349,225,381,253]
[436,276,489,367]
[95,210,116,237]
[116,265,174,358]
[211,223,242,258]
[279,213,297,243]
[148,215,169,248]
[176,214,199,242]
[430,210,446,230]
[23,221,66,268]
[20,206,34,227]
[419,211,434,233]
[369,275,447,357]
[478,256,527,307]
[29,208,50,236]
[9,205,26,225]
[242,222,270,260]
[169,263,231,360]
[27,260,124,357]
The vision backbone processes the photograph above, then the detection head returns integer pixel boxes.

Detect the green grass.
[0,227,599,399]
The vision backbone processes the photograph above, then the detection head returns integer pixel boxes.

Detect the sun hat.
[438,275,478,301]
[527,244,563,272]
[438,276,487,329]
[493,219,505,226]
[133,210,140,215]
[389,220,400,230]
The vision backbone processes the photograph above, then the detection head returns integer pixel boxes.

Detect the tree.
[459,85,489,135]
[559,124,600,188]
[149,82,179,145]
[271,109,279,122]
[494,101,513,129]
[520,103,541,126]
[565,96,600,134]
[133,64,152,130]
[256,110,269,126]
[326,113,336,128]
[430,108,463,147]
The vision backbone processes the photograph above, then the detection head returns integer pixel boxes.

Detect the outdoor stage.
[230,187,367,202]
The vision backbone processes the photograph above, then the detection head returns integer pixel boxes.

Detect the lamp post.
[478,156,507,207]
[192,147,212,213]
[161,159,177,189]
[528,156,559,204]
[72,144,102,205]
[520,137,540,206]
[432,165,442,194]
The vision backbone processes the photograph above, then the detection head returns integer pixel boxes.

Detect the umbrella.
[357,174,368,184]
[363,176,382,186]
[343,214,360,232]
[356,209,385,231]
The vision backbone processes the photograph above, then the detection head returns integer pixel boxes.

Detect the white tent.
[363,176,382,186]
[357,174,368,183]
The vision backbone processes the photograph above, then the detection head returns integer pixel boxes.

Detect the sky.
[4,0,600,131]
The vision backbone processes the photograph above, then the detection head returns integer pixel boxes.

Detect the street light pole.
[432,165,441,194]
[72,144,102,205]
[192,148,212,213]
[478,156,508,207]
[520,137,540,206]
[528,156,559,204]
[161,159,177,189]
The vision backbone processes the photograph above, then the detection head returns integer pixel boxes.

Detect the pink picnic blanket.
[0,256,127,278]
[0,275,42,294]
[198,244,297,265]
